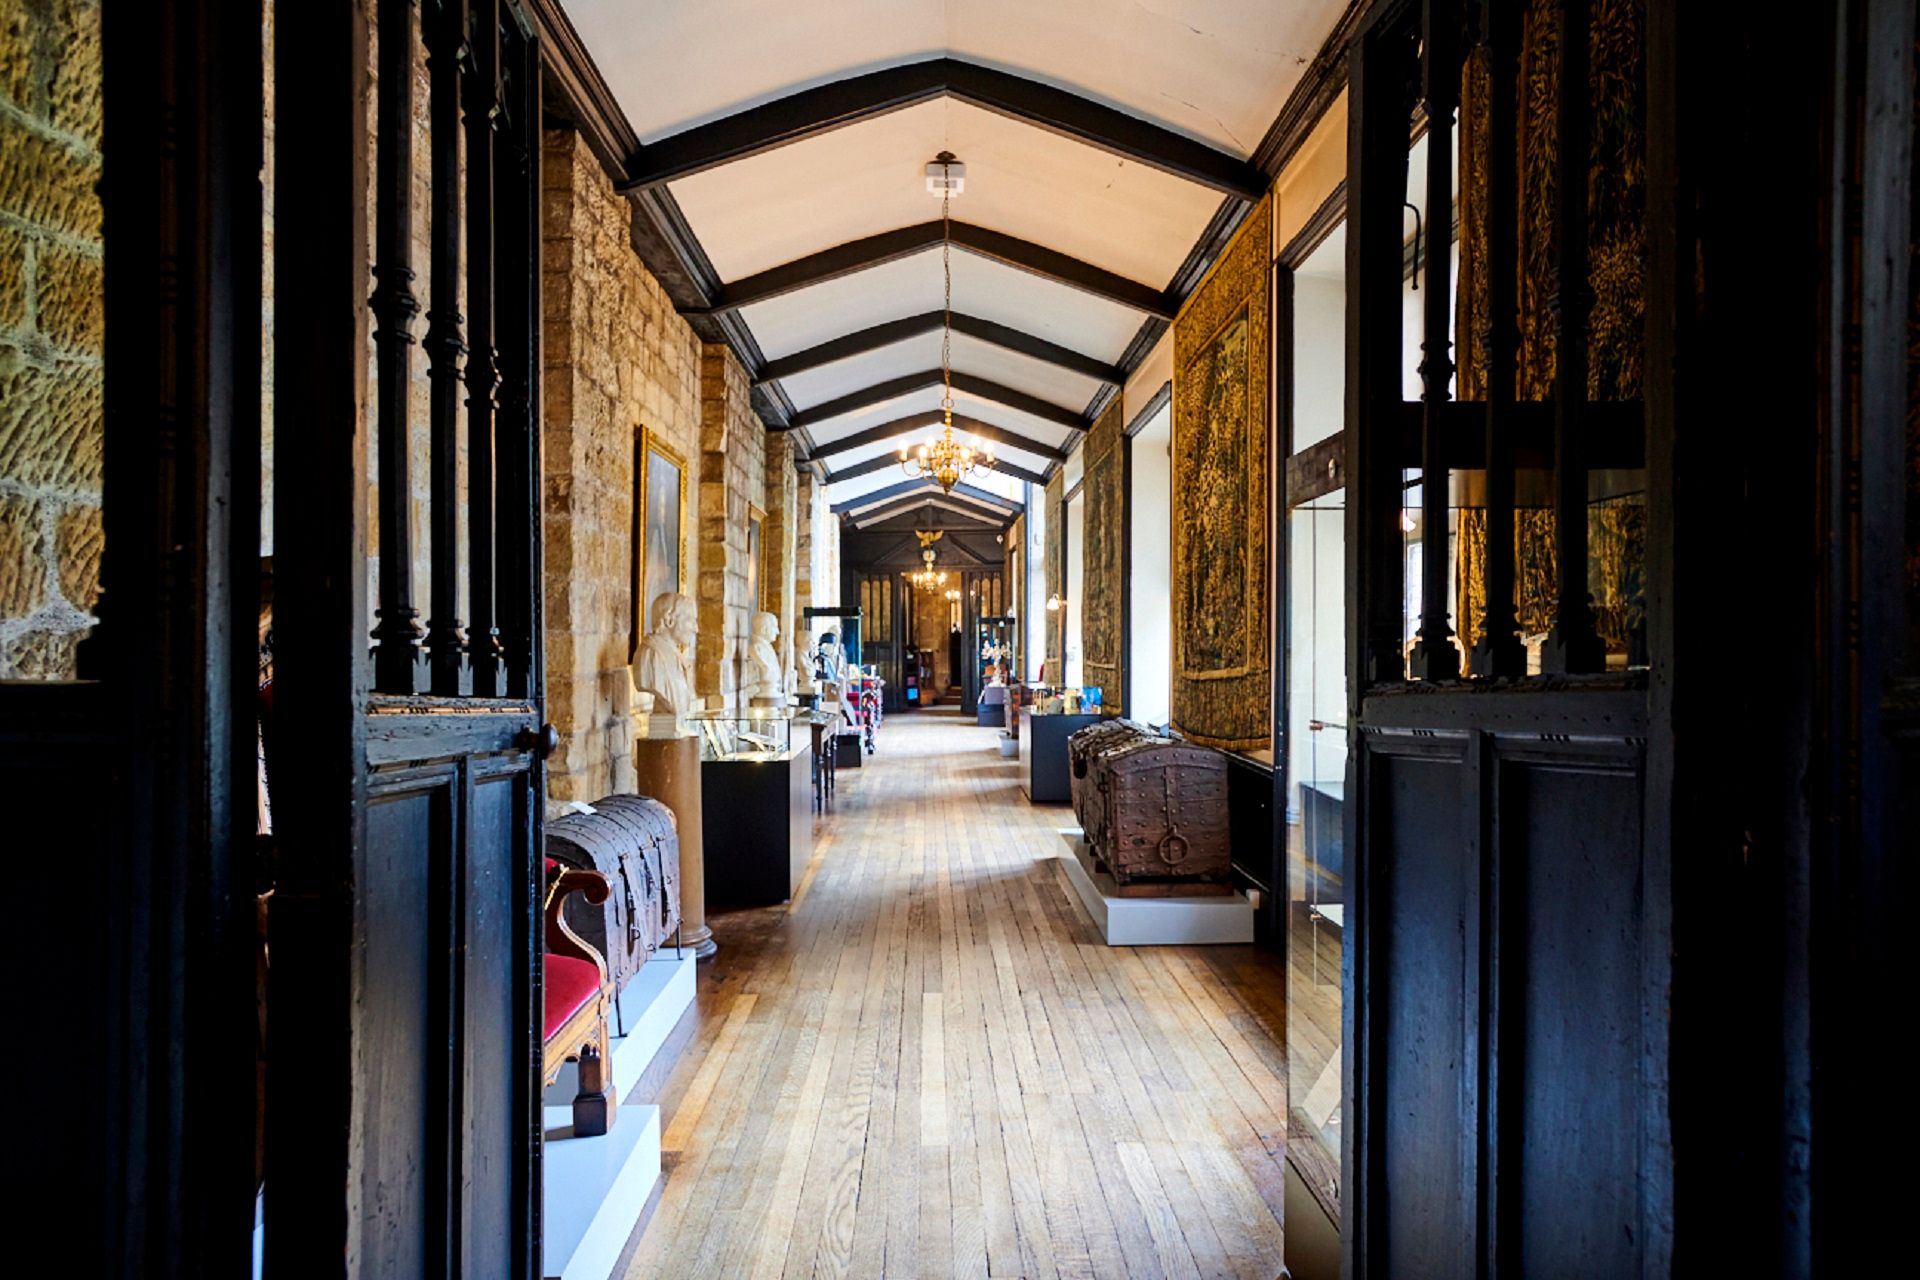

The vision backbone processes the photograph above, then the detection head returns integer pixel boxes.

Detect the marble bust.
[633,590,698,731]
[744,611,785,705]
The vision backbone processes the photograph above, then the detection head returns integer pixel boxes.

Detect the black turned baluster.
[1348,17,1421,688]
[424,0,469,695]
[464,0,504,696]
[494,22,540,702]
[371,0,424,694]
[1475,0,1526,677]
[1541,0,1604,673]
[1409,0,1463,680]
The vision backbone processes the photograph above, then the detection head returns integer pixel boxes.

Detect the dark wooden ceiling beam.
[831,477,1022,515]
[827,452,1048,488]
[755,311,1124,385]
[848,496,1018,531]
[806,411,1070,463]
[690,220,1174,319]
[785,368,1086,432]
[617,57,1267,200]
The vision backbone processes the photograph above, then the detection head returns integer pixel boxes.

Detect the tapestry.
[1044,470,1065,679]
[1172,195,1271,750]
[1081,396,1126,712]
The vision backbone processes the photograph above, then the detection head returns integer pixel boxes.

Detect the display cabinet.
[694,706,813,907]
[687,706,796,760]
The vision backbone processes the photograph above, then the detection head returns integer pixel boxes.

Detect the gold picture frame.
[635,427,687,651]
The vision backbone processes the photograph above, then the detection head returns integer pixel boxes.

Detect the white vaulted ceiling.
[559,0,1353,519]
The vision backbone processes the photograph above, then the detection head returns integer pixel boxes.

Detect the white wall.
[1291,271,1345,450]
[1025,488,1047,680]
[1127,401,1173,724]
[1064,492,1086,687]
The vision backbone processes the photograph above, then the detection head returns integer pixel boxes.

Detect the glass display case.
[687,706,799,761]
[975,615,1015,688]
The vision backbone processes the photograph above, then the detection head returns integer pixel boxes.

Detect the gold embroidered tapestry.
[1172,195,1271,750]
[1081,395,1125,712]
[1044,469,1065,678]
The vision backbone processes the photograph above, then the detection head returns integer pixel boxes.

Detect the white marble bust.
[633,590,697,730]
[745,611,784,704]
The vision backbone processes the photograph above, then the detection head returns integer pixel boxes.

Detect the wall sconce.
[1046,593,1064,612]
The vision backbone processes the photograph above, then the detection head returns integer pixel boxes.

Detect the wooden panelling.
[1502,754,1644,1276]
[1365,741,1471,1280]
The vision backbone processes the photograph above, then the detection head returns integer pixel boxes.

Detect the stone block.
[0,224,24,330]
[0,491,46,618]
[3,627,81,680]
[0,353,103,492]
[54,499,98,609]
[0,118,101,240]
[34,241,103,353]
[47,1,102,148]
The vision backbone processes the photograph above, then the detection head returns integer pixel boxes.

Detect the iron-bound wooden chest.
[1068,718,1151,851]
[545,794,682,1030]
[1070,723,1232,888]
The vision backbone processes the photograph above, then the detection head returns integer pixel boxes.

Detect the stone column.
[633,734,715,957]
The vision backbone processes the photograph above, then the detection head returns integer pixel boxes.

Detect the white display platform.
[251,950,695,1280]
[541,946,696,1280]
[1054,829,1255,946]
[543,1101,662,1280]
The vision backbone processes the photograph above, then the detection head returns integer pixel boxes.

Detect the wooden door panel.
[359,778,447,1277]
[461,762,536,1277]
[1503,757,1644,1276]
[1366,743,1471,1280]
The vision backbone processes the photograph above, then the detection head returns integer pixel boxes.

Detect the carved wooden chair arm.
[544,866,611,973]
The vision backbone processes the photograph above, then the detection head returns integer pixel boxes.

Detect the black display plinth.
[701,746,813,907]
[1018,711,1105,803]
[834,730,863,768]
[976,702,1005,727]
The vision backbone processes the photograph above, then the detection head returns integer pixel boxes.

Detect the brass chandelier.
[899,154,994,494]
[907,547,948,591]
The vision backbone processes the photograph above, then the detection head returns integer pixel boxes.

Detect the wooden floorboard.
[621,708,1291,1279]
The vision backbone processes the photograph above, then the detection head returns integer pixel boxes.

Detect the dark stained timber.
[786,368,1086,432]
[618,57,1267,200]
[755,311,1124,386]
[695,221,1175,320]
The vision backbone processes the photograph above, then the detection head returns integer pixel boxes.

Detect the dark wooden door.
[1341,3,1662,1275]
[0,1,263,1272]
[265,2,550,1275]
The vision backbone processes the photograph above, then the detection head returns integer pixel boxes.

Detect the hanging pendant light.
[900,153,995,494]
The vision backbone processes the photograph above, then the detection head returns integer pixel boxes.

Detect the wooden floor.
[622,707,1292,1279]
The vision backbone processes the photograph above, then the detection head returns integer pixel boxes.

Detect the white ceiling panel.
[741,247,1145,364]
[669,100,1220,286]
[563,1,1351,156]
[828,466,1027,511]
[777,329,1102,415]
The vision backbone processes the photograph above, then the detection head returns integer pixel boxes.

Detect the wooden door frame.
[0,0,264,1272]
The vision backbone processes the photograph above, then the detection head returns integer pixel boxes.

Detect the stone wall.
[762,431,798,685]
[541,128,702,806]
[0,0,103,679]
[795,466,839,651]
[694,343,764,710]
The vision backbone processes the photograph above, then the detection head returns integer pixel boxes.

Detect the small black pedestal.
[834,731,863,768]
[1018,712,1105,804]
[975,702,1005,727]
[702,746,813,907]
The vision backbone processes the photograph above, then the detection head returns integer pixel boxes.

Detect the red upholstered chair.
[544,858,616,1136]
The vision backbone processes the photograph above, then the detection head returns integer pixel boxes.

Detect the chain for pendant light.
[900,154,994,493]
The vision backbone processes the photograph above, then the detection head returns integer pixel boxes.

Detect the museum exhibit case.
[974,614,1015,725]
[1018,701,1105,804]
[692,708,813,907]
